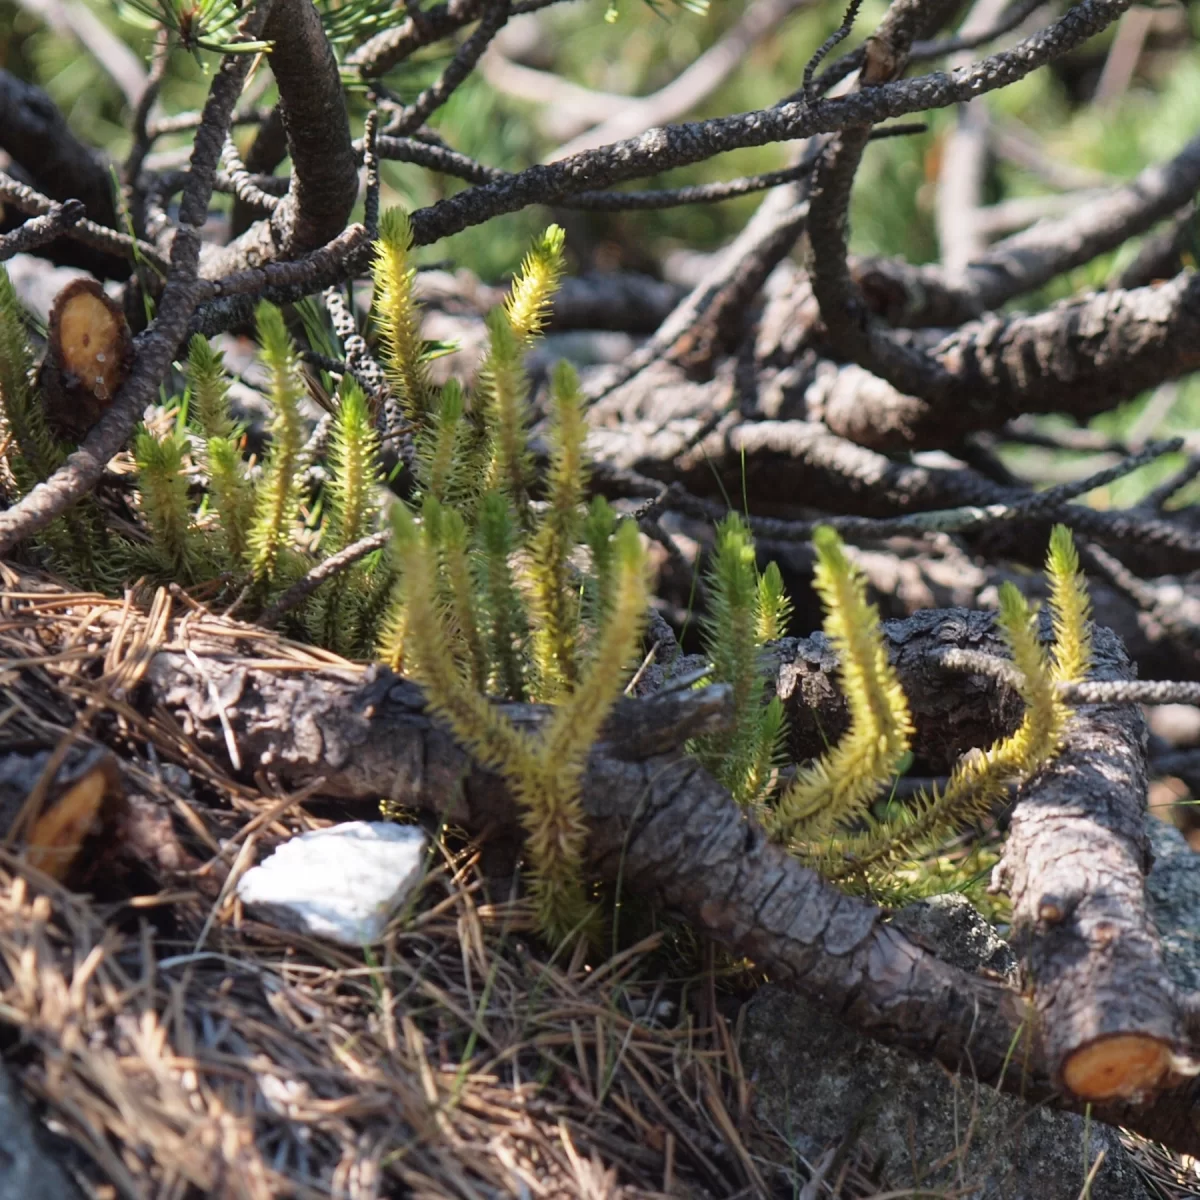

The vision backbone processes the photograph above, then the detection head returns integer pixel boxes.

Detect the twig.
[350,0,566,78]
[938,647,1200,707]
[219,136,281,213]
[801,0,865,99]
[258,529,392,627]
[374,121,922,205]
[1145,456,1200,511]
[148,104,276,139]
[0,170,170,274]
[0,200,84,262]
[0,2,273,559]
[124,29,171,191]
[550,0,812,160]
[408,0,1135,248]
[384,0,512,137]
[807,0,1047,100]
[322,285,391,404]
[362,110,381,241]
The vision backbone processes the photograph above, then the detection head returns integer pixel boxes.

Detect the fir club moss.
[696,519,1091,904]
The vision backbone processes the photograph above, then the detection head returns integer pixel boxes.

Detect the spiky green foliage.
[1046,523,1092,684]
[419,381,470,506]
[692,514,783,809]
[247,302,308,584]
[324,380,382,552]
[185,335,255,569]
[206,437,255,569]
[376,577,410,672]
[476,490,529,702]
[505,224,566,344]
[756,561,792,643]
[771,526,914,841]
[762,527,1091,898]
[529,519,647,936]
[582,496,619,631]
[530,361,587,698]
[304,380,386,656]
[813,582,1072,886]
[133,424,204,579]
[187,335,236,442]
[479,309,533,509]
[372,208,433,425]
[441,506,488,690]
[0,264,61,493]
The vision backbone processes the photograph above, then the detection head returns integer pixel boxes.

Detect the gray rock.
[741,893,1149,1198]
[889,892,1018,981]
[0,1060,83,1199]
[741,987,1146,1200]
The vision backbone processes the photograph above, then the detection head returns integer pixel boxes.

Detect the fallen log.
[141,607,1200,1153]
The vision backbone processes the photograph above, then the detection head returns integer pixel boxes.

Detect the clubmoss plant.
[694,519,1091,904]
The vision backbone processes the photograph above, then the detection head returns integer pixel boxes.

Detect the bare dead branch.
[219,137,282,214]
[549,0,814,161]
[814,270,1200,450]
[142,612,1200,1155]
[0,2,273,559]
[384,0,512,137]
[0,171,169,274]
[205,0,359,277]
[123,30,171,197]
[0,200,84,262]
[258,529,392,627]
[349,0,565,79]
[406,0,1134,247]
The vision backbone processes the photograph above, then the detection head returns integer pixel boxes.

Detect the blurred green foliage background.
[2,0,1200,502]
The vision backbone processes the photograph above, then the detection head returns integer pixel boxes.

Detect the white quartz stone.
[236,821,426,945]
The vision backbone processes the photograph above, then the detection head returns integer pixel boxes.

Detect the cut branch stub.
[0,746,124,883]
[992,631,1190,1102]
[37,279,133,441]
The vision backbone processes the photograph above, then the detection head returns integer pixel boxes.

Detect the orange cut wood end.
[1061,1034,1173,1100]
[49,279,130,401]
[25,760,119,881]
